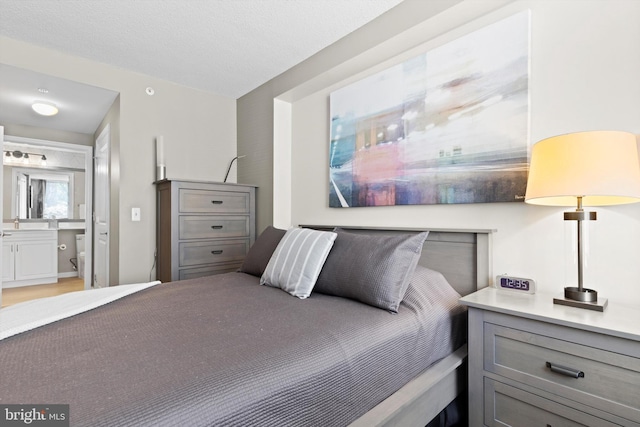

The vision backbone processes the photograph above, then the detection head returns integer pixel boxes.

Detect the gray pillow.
[314,230,429,312]
[261,228,337,299]
[239,226,286,277]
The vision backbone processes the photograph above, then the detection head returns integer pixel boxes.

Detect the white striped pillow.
[260,228,337,299]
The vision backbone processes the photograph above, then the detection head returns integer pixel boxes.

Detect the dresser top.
[460,287,640,342]
[154,178,257,188]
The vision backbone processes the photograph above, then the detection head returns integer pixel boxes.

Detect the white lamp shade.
[525,131,640,206]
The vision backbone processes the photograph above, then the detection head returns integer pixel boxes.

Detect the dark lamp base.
[553,287,608,311]
[564,286,597,302]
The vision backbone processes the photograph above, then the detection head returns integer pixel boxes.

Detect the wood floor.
[1,277,85,307]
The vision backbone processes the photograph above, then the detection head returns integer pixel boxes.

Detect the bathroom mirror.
[6,166,85,220]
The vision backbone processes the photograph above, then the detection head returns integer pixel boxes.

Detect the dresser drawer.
[179,216,249,240]
[484,378,620,427]
[179,240,250,267]
[178,263,241,280]
[485,323,640,422]
[179,189,250,214]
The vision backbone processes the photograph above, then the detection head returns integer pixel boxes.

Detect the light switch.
[132,207,141,222]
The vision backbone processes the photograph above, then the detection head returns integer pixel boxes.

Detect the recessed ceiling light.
[38,88,49,93]
[32,102,59,116]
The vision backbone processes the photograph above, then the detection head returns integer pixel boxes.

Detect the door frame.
[0,125,4,307]
[2,134,94,290]
[93,125,110,288]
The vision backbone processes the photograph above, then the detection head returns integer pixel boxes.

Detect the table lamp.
[525,130,640,311]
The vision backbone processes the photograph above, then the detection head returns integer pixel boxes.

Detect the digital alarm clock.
[495,275,536,294]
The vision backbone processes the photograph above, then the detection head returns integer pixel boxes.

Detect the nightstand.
[459,288,640,427]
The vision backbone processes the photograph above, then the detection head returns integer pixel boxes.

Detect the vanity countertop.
[3,223,52,231]
[57,222,86,230]
[2,222,85,231]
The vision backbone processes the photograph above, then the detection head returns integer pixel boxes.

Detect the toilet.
[76,234,85,279]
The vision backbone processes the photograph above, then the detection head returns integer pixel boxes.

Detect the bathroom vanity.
[2,229,58,287]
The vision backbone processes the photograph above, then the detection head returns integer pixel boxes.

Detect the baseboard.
[58,272,80,279]
[2,276,58,288]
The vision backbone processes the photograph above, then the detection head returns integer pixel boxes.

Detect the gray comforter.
[0,267,465,426]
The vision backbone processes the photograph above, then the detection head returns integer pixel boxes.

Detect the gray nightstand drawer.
[179,240,250,267]
[485,378,620,427]
[179,189,250,214]
[485,323,640,422]
[179,216,250,240]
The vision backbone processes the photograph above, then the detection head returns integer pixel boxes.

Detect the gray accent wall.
[237,0,464,234]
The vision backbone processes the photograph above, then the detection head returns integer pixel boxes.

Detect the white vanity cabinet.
[2,230,58,287]
[2,241,14,283]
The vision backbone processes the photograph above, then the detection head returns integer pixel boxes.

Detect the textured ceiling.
[0,0,404,99]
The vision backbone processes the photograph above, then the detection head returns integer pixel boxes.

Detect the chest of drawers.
[460,288,640,427]
[156,180,256,282]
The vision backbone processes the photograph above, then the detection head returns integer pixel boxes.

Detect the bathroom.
[2,140,90,304]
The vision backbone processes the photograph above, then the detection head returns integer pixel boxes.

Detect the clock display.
[500,277,530,291]
[496,275,536,294]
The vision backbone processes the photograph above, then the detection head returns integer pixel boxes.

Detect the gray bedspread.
[0,268,465,426]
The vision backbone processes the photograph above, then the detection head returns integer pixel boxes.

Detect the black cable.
[223,155,245,182]
[149,248,157,282]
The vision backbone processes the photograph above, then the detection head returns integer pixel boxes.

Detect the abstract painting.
[329,11,530,207]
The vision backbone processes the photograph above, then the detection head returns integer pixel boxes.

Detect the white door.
[93,125,110,288]
[0,125,4,307]
[16,173,27,218]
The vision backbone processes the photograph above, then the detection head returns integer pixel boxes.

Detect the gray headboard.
[300,225,494,297]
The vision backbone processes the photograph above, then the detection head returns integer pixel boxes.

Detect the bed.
[0,226,492,426]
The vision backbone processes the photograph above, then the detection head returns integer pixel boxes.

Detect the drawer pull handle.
[211,200,223,204]
[546,362,584,379]
[211,250,223,255]
[211,225,223,229]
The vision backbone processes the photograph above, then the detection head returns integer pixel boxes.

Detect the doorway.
[2,135,94,291]
[0,64,119,305]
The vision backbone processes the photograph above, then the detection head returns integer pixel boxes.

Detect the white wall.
[243,0,640,307]
[0,36,237,284]
[273,99,292,229]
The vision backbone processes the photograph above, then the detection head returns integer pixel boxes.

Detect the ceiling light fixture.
[32,102,59,116]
